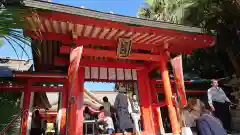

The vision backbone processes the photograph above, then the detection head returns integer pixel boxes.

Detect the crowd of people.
[30,79,234,135]
[182,79,233,135]
[30,110,56,135]
[84,91,141,135]
[83,79,234,135]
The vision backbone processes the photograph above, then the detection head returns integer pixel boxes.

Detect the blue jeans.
[107,129,113,134]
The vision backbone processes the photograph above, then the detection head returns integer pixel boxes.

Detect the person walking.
[130,94,141,134]
[102,96,112,117]
[114,83,133,134]
[30,110,43,135]
[207,79,232,132]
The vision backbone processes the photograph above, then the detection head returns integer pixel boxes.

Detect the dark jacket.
[196,112,227,135]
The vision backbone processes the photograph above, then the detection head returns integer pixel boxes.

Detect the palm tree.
[138,0,240,79]
[0,1,32,134]
[0,5,32,59]
[138,0,197,24]
[0,91,22,134]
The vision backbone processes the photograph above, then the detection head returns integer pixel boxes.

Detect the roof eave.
[23,0,205,34]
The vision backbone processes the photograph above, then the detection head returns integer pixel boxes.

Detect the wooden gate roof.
[19,0,216,78]
[23,0,214,52]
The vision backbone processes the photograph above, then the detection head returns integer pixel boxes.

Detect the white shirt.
[207,87,230,107]
[104,117,115,130]
[131,101,140,114]
[103,102,111,117]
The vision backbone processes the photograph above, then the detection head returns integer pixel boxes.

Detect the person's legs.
[107,128,113,134]
[213,102,223,120]
[213,101,231,131]
[223,102,231,131]
[131,113,140,133]
[125,128,133,132]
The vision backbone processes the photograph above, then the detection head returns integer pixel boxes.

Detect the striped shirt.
[207,87,230,107]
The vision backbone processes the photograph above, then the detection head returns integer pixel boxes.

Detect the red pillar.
[20,80,32,135]
[75,67,85,135]
[67,46,84,135]
[159,54,181,134]
[59,81,68,135]
[150,79,160,133]
[137,68,155,134]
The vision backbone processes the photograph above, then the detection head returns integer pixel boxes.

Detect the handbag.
[181,110,193,135]
[181,127,193,135]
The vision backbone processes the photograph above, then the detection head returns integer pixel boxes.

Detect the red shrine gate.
[1,1,215,135]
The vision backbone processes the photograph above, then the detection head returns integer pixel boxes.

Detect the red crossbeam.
[60,46,161,61]
[0,85,65,92]
[54,56,145,69]
[24,31,159,51]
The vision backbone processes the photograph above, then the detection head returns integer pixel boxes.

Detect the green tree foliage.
[0,2,32,59]
[0,1,30,134]
[0,40,3,47]
[138,0,240,79]
[0,91,22,134]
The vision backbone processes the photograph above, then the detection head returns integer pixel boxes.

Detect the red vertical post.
[159,54,181,134]
[20,80,32,135]
[59,81,68,135]
[67,46,84,135]
[137,68,155,134]
[150,79,160,133]
[75,67,85,135]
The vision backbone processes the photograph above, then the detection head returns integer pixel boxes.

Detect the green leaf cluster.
[138,0,240,79]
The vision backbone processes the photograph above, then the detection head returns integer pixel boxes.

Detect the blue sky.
[0,0,144,91]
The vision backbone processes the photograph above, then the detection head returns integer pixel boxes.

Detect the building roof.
[11,0,215,83]
[23,0,214,54]
[91,91,118,105]
[0,57,33,77]
[23,0,204,34]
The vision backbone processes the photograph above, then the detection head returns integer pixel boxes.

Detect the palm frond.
[6,35,30,59]
[3,36,19,59]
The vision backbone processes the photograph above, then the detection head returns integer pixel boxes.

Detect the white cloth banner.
[91,67,98,79]
[117,68,124,80]
[100,67,108,79]
[84,67,90,79]
[108,68,116,80]
[132,69,137,80]
[124,69,132,80]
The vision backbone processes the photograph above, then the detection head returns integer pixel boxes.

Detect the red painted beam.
[148,63,159,72]
[152,102,166,108]
[60,46,161,61]
[0,85,65,92]
[157,89,206,94]
[31,86,65,92]
[34,11,215,43]
[0,85,24,89]
[54,56,145,69]
[24,31,158,51]
[54,56,69,66]
[13,71,67,79]
[152,79,193,84]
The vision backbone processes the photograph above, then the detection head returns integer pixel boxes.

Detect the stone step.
[232,123,240,132]
[232,117,240,124]
[231,110,240,117]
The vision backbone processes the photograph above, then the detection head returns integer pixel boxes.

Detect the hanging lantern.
[117,38,132,58]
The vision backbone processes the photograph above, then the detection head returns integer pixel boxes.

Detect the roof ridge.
[23,0,206,34]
